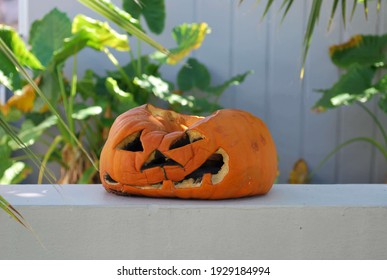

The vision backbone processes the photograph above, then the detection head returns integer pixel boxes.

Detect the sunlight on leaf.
[288,159,309,184]
[71,105,103,120]
[134,74,194,107]
[0,37,98,172]
[72,15,130,51]
[79,0,169,54]
[0,27,43,91]
[313,66,375,111]
[152,23,211,64]
[105,77,138,107]
[0,162,29,184]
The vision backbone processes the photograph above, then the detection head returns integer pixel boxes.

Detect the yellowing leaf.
[329,34,363,57]
[167,23,210,64]
[5,77,42,114]
[288,159,309,184]
[72,15,130,51]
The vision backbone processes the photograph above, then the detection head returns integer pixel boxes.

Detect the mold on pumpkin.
[99,104,277,199]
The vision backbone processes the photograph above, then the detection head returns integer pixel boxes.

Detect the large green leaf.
[0,161,30,184]
[177,58,210,91]
[0,26,43,90]
[77,69,98,100]
[330,34,387,68]
[134,74,194,107]
[54,15,130,64]
[29,8,72,67]
[79,0,168,54]
[0,136,31,184]
[152,23,211,64]
[207,70,253,96]
[105,77,138,106]
[313,66,376,111]
[36,70,61,109]
[72,15,130,51]
[123,0,166,34]
[53,30,90,65]
[9,116,57,150]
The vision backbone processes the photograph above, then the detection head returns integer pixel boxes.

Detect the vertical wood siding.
[24,0,386,183]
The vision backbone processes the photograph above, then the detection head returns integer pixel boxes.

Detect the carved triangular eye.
[116,131,144,152]
[169,131,204,150]
[169,133,190,150]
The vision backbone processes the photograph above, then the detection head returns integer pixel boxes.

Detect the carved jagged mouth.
[103,148,229,189]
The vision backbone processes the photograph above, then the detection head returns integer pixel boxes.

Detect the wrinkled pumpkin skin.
[99,104,277,199]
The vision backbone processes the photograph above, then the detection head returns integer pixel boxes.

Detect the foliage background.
[4,0,386,184]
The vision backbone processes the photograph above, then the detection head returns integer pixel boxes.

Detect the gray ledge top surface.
[1,184,387,208]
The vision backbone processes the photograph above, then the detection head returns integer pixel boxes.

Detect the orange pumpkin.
[99,104,277,199]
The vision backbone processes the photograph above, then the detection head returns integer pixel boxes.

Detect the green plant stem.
[56,65,71,129]
[38,136,63,184]
[103,47,134,92]
[68,55,78,147]
[11,154,46,161]
[309,137,387,180]
[137,39,142,75]
[357,102,387,147]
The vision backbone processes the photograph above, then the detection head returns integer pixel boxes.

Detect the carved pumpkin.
[99,104,277,199]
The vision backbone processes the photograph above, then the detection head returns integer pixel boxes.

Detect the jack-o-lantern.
[99,104,277,199]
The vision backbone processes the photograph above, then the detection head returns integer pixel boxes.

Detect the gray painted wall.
[1,184,387,259]
[23,0,387,183]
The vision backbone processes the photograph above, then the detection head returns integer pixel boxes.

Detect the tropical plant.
[306,34,387,181]
[247,0,380,78]
[0,0,251,222]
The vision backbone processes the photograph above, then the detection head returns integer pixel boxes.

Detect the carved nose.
[141,150,182,171]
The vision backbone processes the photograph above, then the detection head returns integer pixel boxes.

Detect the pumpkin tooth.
[141,150,182,170]
[104,173,119,185]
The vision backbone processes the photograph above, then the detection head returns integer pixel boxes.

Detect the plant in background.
[0,0,251,221]
[306,34,387,181]
[246,0,379,78]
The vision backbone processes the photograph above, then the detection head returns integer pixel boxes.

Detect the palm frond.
[261,0,275,20]
[328,0,340,31]
[247,0,376,79]
[363,0,368,20]
[350,0,358,21]
[280,0,294,24]
[0,194,28,228]
[300,0,323,79]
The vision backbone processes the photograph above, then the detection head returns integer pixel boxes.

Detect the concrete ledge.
[1,184,387,259]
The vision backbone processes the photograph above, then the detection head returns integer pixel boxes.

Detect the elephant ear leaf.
[29,8,71,67]
[0,26,43,91]
[329,34,387,68]
[177,58,210,91]
[123,0,166,35]
[72,15,130,51]
[152,23,211,65]
[313,66,376,111]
